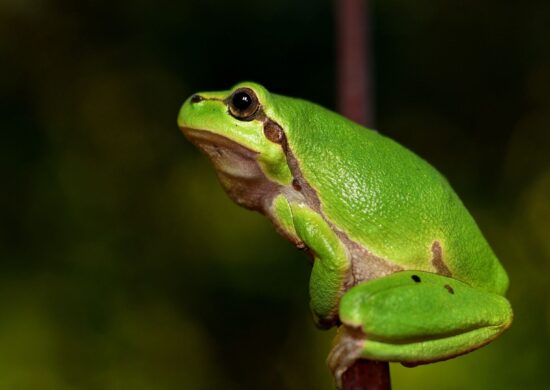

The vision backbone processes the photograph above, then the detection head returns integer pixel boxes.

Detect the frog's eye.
[229,88,260,120]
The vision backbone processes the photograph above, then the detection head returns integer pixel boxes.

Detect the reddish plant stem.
[336,0,390,389]
[336,0,375,126]
[342,360,391,390]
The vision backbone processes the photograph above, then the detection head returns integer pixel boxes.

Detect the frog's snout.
[178,95,199,129]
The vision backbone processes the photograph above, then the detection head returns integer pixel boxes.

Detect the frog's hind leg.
[328,270,512,388]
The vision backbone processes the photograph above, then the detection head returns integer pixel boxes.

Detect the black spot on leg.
[444,284,454,294]
[411,275,421,283]
[292,179,302,191]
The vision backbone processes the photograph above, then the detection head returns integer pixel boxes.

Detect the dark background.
[1,0,549,389]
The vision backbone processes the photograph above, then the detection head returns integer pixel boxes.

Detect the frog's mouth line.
[180,127,265,183]
[181,127,258,159]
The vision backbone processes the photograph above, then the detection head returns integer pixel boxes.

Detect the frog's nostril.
[191,94,204,103]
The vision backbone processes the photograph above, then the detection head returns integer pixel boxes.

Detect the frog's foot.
[327,326,366,389]
[328,270,512,387]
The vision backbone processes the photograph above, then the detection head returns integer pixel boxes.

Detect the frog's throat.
[182,127,282,212]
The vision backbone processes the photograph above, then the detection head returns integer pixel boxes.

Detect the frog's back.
[271,95,508,295]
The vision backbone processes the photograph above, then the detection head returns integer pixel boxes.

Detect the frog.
[177,82,512,388]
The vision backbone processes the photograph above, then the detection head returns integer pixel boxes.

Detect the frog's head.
[178,82,293,210]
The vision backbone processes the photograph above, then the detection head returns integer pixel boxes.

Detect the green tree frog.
[178,82,512,387]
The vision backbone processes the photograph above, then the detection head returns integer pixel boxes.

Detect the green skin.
[178,82,512,387]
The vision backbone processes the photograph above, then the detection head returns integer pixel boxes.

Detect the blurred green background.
[1,0,549,389]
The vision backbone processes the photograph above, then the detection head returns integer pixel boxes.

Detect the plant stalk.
[336,0,390,388]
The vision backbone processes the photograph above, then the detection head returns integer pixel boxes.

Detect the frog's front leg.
[270,195,350,327]
[328,270,513,388]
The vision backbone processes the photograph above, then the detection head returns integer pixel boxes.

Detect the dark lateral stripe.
[431,241,452,276]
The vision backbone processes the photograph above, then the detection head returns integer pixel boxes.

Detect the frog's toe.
[327,326,365,389]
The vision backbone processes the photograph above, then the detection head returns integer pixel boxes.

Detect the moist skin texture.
[180,84,512,390]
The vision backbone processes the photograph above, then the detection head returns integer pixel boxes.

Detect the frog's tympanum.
[178,82,512,388]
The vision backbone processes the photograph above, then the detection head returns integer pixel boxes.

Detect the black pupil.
[233,92,252,110]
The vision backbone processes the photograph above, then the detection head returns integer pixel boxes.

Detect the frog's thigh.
[331,271,512,375]
[288,202,349,326]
